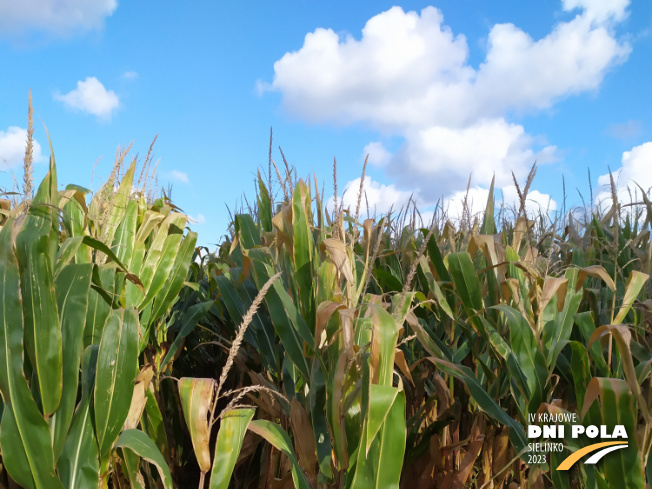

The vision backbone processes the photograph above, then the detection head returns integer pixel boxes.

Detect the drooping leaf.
[115,429,173,489]
[178,377,216,473]
[248,420,312,489]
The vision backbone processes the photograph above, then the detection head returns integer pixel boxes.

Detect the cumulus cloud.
[595,142,652,211]
[54,77,119,120]
[269,4,629,131]
[265,1,630,214]
[388,120,558,200]
[332,176,417,216]
[170,170,189,183]
[0,126,44,170]
[0,0,116,37]
[562,0,629,23]
[335,175,557,223]
[363,142,392,167]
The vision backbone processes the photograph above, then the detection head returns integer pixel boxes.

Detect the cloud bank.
[595,142,652,212]
[265,1,632,218]
[0,0,116,37]
[0,126,43,170]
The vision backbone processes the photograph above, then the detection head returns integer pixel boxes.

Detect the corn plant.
[177,162,652,488]
[0,134,199,488]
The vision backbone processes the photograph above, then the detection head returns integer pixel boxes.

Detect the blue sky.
[1,0,651,247]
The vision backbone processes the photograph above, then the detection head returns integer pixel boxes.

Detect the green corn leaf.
[351,388,406,489]
[115,429,173,489]
[138,213,187,298]
[365,385,400,454]
[575,311,609,376]
[55,236,85,275]
[214,273,278,373]
[581,378,645,488]
[15,166,63,416]
[235,214,261,248]
[481,176,496,235]
[258,171,273,233]
[0,213,64,489]
[292,180,316,332]
[141,389,169,462]
[58,346,100,489]
[308,360,333,480]
[209,408,256,489]
[247,248,311,377]
[448,252,483,312]
[248,420,312,489]
[50,263,93,459]
[111,199,139,267]
[426,234,450,282]
[542,283,582,370]
[426,357,528,454]
[83,265,114,348]
[149,231,198,329]
[100,157,137,246]
[138,216,186,311]
[160,300,213,371]
[418,256,454,320]
[121,447,145,489]
[94,308,139,463]
[493,304,547,414]
[569,342,592,416]
[369,303,400,387]
[613,271,648,324]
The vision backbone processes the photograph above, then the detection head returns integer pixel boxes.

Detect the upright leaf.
[94,309,139,463]
[209,408,255,489]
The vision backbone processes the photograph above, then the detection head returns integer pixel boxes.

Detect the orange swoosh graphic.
[557,441,628,470]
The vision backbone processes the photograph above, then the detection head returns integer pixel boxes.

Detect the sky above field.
[1,0,651,247]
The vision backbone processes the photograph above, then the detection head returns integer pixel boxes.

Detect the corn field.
[0,107,651,489]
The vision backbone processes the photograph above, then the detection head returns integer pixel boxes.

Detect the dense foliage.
[0,128,651,488]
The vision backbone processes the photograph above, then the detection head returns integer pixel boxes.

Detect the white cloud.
[266,2,630,210]
[170,170,189,183]
[270,5,629,130]
[363,142,392,167]
[54,77,119,120]
[444,186,491,221]
[188,213,206,225]
[333,176,418,216]
[500,186,558,214]
[595,142,652,211]
[436,185,557,223]
[388,120,558,200]
[562,0,629,23]
[122,71,139,80]
[0,126,44,170]
[0,0,116,37]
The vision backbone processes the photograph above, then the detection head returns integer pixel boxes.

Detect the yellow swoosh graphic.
[557,441,628,470]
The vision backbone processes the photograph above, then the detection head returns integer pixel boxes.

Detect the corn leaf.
[209,408,255,489]
[94,308,139,463]
[178,377,216,473]
[248,420,312,489]
[115,429,173,489]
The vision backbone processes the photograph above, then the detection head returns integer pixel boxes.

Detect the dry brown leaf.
[123,364,154,430]
[321,238,354,284]
[290,399,318,482]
